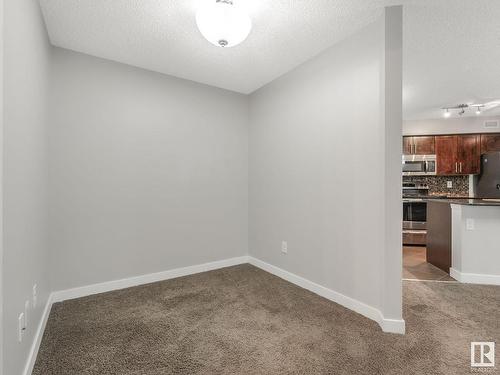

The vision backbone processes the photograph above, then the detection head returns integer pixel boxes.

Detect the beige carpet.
[33,264,499,375]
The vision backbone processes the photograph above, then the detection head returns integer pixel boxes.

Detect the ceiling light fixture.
[473,105,484,115]
[442,104,481,117]
[196,0,252,48]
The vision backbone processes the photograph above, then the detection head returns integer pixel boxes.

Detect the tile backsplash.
[403,175,469,197]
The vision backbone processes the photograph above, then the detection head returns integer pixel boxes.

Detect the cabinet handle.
[460,162,462,173]
[455,162,458,173]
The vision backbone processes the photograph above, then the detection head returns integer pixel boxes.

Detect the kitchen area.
[402,129,500,284]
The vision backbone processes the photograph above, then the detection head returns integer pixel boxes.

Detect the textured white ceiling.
[39,0,500,119]
[402,0,500,120]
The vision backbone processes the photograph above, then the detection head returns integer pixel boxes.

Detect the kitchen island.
[426,199,500,285]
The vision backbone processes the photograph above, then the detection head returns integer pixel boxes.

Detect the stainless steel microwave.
[402,155,436,176]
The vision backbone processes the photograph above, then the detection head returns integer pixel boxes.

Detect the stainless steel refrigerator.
[476,152,500,198]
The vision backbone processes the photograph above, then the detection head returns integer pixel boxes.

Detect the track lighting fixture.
[442,103,491,118]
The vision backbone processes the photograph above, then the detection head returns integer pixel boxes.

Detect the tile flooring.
[403,246,455,281]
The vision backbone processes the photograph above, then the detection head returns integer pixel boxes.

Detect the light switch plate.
[447,181,453,188]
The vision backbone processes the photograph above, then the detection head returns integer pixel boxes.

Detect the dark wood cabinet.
[404,132,493,175]
[457,135,480,174]
[413,136,435,155]
[403,137,413,155]
[403,136,435,155]
[435,135,480,175]
[435,136,458,175]
[426,201,452,274]
[480,133,500,153]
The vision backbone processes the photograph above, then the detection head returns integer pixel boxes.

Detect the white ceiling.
[39,0,500,119]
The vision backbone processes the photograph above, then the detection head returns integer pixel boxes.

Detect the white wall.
[451,204,500,285]
[381,6,403,322]
[403,116,500,135]
[249,8,403,328]
[49,48,249,291]
[0,0,4,371]
[2,0,52,374]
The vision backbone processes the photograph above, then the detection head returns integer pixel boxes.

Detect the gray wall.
[3,0,52,374]
[0,0,4,370]
[249,12,402,319]
[2,7,404,372]
[49,49,249,291]
[404,115,500,135]
[381,6,403,321]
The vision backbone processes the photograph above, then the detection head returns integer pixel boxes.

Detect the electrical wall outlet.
[466,218,475,230]
[281,241,288,254]
[18,313,25,343]
[32,284,37,308]
[447,181,453,188]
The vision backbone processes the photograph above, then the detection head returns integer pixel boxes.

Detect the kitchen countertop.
[403,195,469,200]
[424,198,500,206]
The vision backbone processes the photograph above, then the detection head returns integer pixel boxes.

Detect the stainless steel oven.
[403,199,427,245]
[402,155,436,176]
[402,183,428,246]
[403,199,426,228]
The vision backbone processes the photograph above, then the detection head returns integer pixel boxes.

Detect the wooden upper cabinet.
[403,137,413,155]
[435,134,480,175]
[435,136,458,175]
[480,133,500,153]
[457,135,480,174]
[413,136,435,155]
[403,136,435,155]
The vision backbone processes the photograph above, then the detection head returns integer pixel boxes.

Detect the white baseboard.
[25,254,405,374]
[52,256,250,303]
[248,256,405,334]
[380,318,406,334]
[23,293,54,375]
[24,255,250,374]
[450,268,500,286]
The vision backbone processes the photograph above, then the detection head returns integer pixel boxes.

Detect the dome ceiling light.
[196,0,252,48]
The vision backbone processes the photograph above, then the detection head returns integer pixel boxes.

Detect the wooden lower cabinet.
[426,201,451,274]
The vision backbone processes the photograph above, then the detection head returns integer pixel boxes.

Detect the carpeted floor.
[33,264,499,375]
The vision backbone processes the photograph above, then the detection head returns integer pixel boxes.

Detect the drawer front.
[403,230,427,246]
